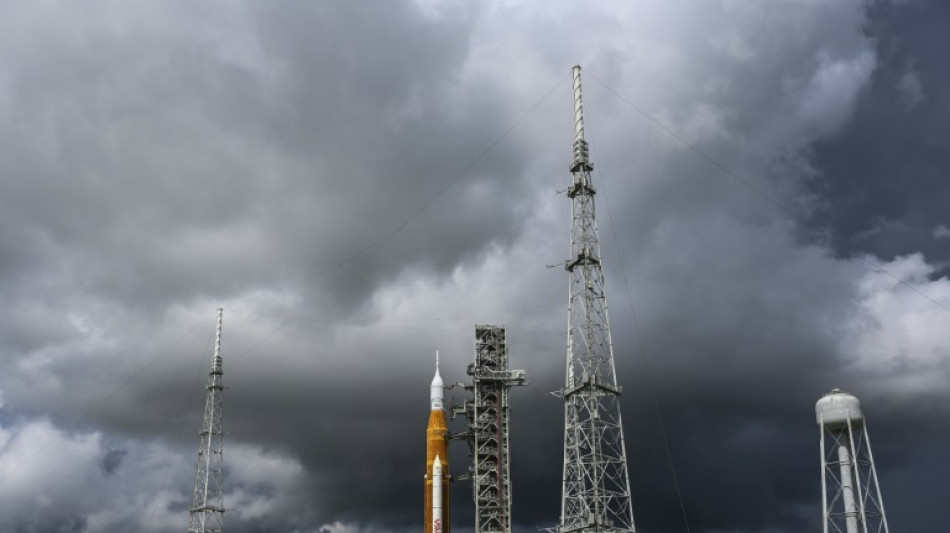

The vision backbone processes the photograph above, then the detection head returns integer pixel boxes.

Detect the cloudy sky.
[0,0,947,532]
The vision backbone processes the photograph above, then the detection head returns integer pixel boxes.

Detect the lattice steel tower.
[557,65,636,533]
[817,388,890,533]
[188,308,226,533]
[452,325,526,533]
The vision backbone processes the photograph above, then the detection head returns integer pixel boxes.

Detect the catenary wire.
[228,309,563,335]
[145,316,216,533]
[18,314,215,531]
[282,72,571,294]
[212,72,573,381]
[0,317,208,486]
[585,123,694,533]
[584,71,950,315]
[0,74,571,504]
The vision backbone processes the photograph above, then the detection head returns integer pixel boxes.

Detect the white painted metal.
[817,389,890,533]
[837,437,859,533]
[816,389,864,429]
[821,423,829,533]
[433,351,445,410]
[558,65,636,533]
[452,325,526,533]
[188,309,226,533]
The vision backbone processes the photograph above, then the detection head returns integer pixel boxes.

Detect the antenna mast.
[557,65,636,533]
[188,308,226,533]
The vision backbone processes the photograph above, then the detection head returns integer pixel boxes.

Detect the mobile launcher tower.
[816,388,890,533]
[452,325,526,533]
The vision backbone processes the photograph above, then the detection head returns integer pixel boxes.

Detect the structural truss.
[452,325,526,533]
[188,308,226,533]
[557,66,636,533]
[819,408,889,533]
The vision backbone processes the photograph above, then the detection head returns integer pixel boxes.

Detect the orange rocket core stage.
[425,409,449,533]
[425,355,450,533]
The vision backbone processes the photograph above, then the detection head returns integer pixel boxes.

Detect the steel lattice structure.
[817,389,890,533]
[188,308,226,533]
[557,65,636,533]
[452,325,526,533]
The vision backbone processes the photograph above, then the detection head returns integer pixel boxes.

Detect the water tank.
[816,388,864,430]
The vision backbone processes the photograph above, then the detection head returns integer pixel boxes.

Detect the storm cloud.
[0,1,948,532]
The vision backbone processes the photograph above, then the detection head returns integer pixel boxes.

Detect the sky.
[0,0,947,532]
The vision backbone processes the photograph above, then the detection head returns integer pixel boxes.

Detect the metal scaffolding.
[452,325,526,533]
[557,65,636,533]
[188,308,226,533]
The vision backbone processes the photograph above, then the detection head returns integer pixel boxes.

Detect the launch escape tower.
[817,389,890,533]
[188,308,226,533]
[451,325,526,533]
[556,66,636,533]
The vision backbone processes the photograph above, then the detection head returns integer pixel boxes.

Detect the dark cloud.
[0,1,947,533]
[807,0,950,265]
[99,448,127,475]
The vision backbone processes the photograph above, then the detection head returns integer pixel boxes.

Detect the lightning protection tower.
[556,65,636,533]
[817,388,890,533]
[452,325,526,533]
[188,308,226,533]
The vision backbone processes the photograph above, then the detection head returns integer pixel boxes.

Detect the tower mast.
[188,308,226,533]
[451,325,527,533]
[558,65,636,533]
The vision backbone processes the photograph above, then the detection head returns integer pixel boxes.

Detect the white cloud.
[0,419,110,530]
[793,49,876,138]
[0,416,311,532]
[845,254,950,400]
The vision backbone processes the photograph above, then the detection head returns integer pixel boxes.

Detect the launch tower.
[556,65,636,533]
[452,325,526,533]
[817,388,890,533]
[188,308,226,533]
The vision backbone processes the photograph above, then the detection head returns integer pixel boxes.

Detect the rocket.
[425,352,450,533]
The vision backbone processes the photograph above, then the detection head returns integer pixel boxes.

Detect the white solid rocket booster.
[432,455,444,533]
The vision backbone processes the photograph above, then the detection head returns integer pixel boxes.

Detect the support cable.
[586,126,693,533]
[585,72,950,315]
[284,73,571,295]
[0,317,208,486]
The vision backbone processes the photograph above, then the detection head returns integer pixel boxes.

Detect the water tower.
[816,388,890,533]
